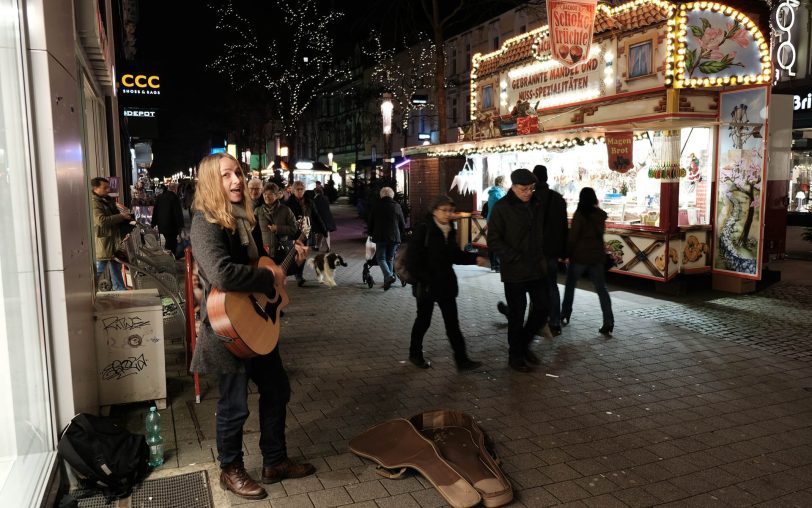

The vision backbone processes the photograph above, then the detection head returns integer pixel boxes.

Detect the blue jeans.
[95,260,126,291]
[375,241,399,280]
[503,279,548,361]
[546,257,561,328]
[216,348,291,467]
[561,262,614,325]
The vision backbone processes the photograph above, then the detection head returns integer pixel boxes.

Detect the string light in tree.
[210,0,351,138]
[363,32,439,133]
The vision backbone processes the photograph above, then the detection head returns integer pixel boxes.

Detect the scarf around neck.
[433,217,452,241]
[231,203,258,260]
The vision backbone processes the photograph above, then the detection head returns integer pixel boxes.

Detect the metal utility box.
[94,291,166,411]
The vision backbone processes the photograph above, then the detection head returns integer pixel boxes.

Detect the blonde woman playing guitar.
[190,153,315,500]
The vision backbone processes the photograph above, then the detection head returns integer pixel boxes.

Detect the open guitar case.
[349,410,513,508]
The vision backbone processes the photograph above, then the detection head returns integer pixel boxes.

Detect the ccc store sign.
[120,74,161,95]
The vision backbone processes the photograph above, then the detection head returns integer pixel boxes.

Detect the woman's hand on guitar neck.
[293,241,308,266]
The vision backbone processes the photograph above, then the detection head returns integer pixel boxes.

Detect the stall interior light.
[295,161,314,170]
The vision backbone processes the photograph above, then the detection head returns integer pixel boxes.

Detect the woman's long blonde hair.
[192,153,255,230]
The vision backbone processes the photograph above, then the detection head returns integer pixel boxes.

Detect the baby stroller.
[362,235,409,289]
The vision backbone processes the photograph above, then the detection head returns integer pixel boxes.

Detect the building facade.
[0,0,125,504]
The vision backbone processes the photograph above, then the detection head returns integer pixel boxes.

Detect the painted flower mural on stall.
[685,18,747,77]
[716,153,761,275]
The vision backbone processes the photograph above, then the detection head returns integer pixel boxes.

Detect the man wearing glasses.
[487,168,549,372]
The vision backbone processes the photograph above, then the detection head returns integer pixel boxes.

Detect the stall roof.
[474,2,671,78]
[404,114,717,157]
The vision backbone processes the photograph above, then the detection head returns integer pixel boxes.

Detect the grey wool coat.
[189,211,277,374]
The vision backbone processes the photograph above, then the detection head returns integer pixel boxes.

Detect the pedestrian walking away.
[189,153,314,501]
[533,164,568,336]
[151,181,185,257]
[368,186,406,290]
[486,175,507,272]
[406,195,489,371]
[560,187,615,336]
[487,168,549,372]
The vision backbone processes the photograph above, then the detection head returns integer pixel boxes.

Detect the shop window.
[625,35,656,80]
[790,151,812,212]
[0,0,56,504]
[482,85,494,110]
[678,127,714,226]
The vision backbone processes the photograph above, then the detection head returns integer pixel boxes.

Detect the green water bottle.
[145,406,164,467]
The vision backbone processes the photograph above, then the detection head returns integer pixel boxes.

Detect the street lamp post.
[381,92,394,181]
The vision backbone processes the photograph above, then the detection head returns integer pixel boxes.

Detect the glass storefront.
[0,0,57,505]
[790,150,811,212]
[469,127,714,228]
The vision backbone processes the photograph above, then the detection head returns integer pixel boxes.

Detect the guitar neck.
[279,230,308,272]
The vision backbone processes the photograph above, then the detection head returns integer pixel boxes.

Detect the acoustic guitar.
[207,218,311,358]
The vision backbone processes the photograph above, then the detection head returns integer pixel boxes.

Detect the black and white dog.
[308,252,348,287]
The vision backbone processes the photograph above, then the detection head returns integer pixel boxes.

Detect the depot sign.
[120,73,161,95]
[123,109,156,118]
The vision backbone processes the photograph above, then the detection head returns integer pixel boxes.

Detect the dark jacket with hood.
[567,207,608,265]
[536,184,569,259]
[369,196,406,243]
[487,190,547,282]
[406,217,478,300]
[285,194,326,236]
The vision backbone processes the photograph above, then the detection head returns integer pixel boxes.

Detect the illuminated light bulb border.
[426,133,650,158]
[670,2,772,89]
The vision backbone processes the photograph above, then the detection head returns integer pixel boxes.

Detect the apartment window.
[451,97,458,126]
[490,22,500,51]
[463,42,471,72]
[519,25,526,33]
[0,0,56,504]
[450,46,457,76]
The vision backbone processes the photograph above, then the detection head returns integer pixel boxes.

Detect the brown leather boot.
[220,461,267,500]
[261,457,316,484]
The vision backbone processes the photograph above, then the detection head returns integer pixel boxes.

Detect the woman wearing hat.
[406,195,489,370]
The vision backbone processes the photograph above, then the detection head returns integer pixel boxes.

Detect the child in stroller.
[362,236,408,289]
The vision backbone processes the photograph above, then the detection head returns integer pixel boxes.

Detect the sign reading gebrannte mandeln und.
[547,0,599,67]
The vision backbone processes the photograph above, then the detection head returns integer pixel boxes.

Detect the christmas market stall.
[405,0,789,287]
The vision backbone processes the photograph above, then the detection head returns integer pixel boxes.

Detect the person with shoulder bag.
[406,195,489,371]
[560,187,615,336]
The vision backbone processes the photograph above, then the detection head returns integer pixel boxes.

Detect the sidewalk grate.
[76,470,213,508]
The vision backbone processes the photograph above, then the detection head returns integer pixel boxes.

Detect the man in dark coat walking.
[151,181,185,256]
[368,187,406,290]
[406,195,489,370]
[533,165,568,335]
[487,168,549,372]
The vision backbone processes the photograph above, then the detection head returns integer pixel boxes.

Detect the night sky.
[130,0,528,176]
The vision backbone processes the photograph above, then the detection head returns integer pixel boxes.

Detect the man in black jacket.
[151,182,185,256]
[487,168,548,372]
[533,165,568,336]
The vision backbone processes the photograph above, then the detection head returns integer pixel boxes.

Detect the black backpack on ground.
[58,413,149,501]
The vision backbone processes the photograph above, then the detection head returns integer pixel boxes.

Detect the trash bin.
[94,291,166,412]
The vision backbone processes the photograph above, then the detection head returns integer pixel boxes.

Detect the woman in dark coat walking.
[560,187,614,335]
[406,195,489,370]
[313,187,336,251]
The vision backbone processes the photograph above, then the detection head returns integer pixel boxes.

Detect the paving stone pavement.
[119,203,812,507]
